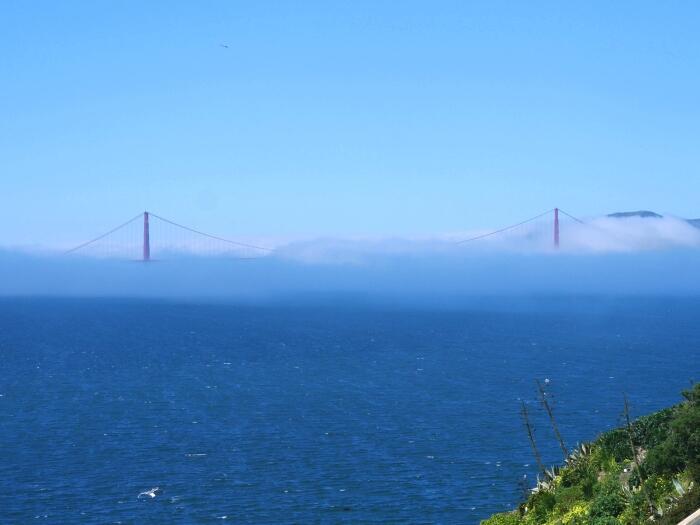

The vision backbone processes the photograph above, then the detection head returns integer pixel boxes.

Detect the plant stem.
[521,400,545,476]
[537,379,569,460]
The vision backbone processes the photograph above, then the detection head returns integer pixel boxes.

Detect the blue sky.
[2,1,699,246]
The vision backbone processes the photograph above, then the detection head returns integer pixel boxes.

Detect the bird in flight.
[138,487,160,499]
[220,44,229,49]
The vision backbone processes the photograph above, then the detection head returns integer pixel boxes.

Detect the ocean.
[0,297,697,524]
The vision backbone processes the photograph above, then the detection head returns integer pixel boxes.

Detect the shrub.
[553,485,585,515]
[632,408,674,450]
[646,383,700,482]
[644,474,673,509]
[525,489,556,521]
[597,429,632,463]
[597,406,673,465]
[591,517,620,525]
[480,511,521,525]
[589,478,626,520]
[560,454,596,492]
[618,490,648,524]
[558,502,589,524]
[656,486,700,525]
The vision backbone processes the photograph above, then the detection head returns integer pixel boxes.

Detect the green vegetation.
[482,384,700,525]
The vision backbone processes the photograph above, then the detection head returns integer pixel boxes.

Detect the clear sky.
[2,1,699,246]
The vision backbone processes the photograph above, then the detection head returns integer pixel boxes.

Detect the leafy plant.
[480,383,699,525]
[646,383,700,481]
[589,477,626,520]
[656,486,700,525]
[481,511,521,525]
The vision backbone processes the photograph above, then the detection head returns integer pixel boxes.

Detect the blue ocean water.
[0,297,698,524]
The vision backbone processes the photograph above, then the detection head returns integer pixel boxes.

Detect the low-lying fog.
[3,216,700,299]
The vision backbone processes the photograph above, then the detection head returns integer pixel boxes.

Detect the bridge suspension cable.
[148,212,273,252]
[558,208,585,224]
[454,209,555,244]
[64,213,143,254]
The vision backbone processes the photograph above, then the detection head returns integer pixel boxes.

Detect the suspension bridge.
[64,211,274,261]
[63,208,584,260]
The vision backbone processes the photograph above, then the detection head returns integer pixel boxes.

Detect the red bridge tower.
[143,211,150,261]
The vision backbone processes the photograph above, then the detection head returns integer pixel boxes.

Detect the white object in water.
[138,487,160,499]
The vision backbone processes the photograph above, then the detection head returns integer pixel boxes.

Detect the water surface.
[0,297,697,523]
